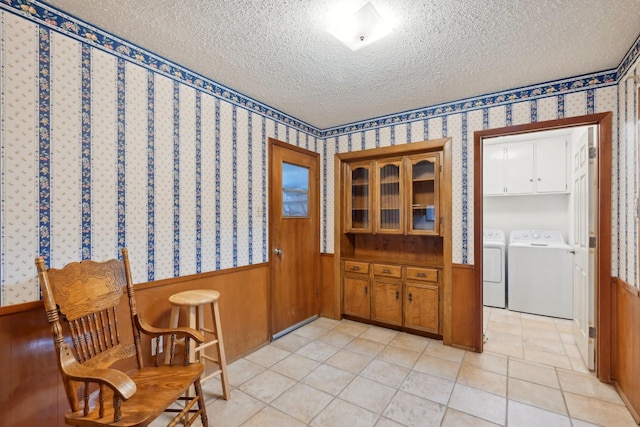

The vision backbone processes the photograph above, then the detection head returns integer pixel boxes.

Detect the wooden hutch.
[334,138,453,342]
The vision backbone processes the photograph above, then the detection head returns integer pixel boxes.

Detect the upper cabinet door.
[483,144,506,196]
[505,142,535,194]
[345,161,372,233]
[375,159,404,234]
[535,138,568,193]
[407,153,440,235]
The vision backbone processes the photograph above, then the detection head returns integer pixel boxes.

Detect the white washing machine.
[508,229,573,319]
[483,229,506,308]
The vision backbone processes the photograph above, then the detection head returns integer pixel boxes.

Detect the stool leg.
[164,306,180,364]
[187,306,197,364]
[211,300,230,400]
[196,304,205,364]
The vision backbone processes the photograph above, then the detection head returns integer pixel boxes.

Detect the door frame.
[473,112,613,382]
[268,138,321,338]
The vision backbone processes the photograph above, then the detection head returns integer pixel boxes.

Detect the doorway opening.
[474,113,613,382]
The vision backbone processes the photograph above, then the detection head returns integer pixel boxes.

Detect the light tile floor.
[152,308,638,426]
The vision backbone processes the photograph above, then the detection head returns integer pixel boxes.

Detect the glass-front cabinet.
[346,161,372,233]
[375,159,403,234]
[407,153,440,235]
[344,153,441,236]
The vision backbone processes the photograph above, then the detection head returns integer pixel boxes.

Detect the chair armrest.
[59,343,136,400]
[135,315,205,343]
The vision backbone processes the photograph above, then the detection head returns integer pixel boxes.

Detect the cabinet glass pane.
[411,159,436,231]
[379,164,401,230]
[282,162,309,217]
[351,166,369,229]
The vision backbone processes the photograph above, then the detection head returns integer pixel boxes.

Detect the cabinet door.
[407,154,440,235]
[375,159,403,234]
[346,161,372,232]
[372,280,402,325]
[404,283,439,333]
[483,144,506,195]
[535,138,568,193]
[343,275,370,318]
[505,142,534,194]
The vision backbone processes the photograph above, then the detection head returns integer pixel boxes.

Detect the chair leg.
[165,306,180,364]
[194,378,208,427]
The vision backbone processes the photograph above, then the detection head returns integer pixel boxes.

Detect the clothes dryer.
[483,229,506,308]
[508,230,573,319]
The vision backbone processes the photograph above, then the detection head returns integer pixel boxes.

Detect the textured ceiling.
[45,0,640,129]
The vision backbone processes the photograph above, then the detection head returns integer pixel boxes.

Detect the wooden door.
[343,275,371,318]
[406,153,440,235]
[371,280,402,325]
[346,161,373,233]
[269,139,320,338]
[375,159,404,234]
[405,283,439,333]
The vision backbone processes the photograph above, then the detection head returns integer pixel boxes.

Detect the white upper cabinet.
[483,144,506,196]
[484,138,568,196]
[535,138,568,193]
[505,141,535,195]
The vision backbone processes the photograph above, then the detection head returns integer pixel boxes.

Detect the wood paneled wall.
[320,253,340,319]
[450,263,481,351]
[134,263,270,361]
[0,263,270,427]
[612,277,640,423]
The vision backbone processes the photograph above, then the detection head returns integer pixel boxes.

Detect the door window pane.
[282,162,309,217]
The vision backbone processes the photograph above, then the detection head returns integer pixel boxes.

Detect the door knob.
[274,248,283,255]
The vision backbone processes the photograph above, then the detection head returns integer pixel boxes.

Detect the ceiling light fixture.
[326,2,393,51]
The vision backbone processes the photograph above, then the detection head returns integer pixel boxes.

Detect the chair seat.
[65,363,204,427]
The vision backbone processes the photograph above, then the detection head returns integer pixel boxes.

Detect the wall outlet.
[151,335,164,356]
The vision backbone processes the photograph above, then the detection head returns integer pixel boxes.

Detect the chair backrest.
[36,248,144,411]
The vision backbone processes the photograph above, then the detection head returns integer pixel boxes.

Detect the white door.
[536,138,568,193]
[505,142,534,194]
[483,144,506,195]
[571,127,595,370]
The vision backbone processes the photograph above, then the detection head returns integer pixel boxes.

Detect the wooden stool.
[164,289,230,400]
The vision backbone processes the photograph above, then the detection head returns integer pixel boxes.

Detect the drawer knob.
[382,269,391,274]
[416,272,427,278]
[351,266,360,271]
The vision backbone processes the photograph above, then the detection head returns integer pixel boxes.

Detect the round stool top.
[168,289,220,306]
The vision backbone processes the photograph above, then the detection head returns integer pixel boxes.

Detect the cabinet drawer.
[405,267,438,282]
[372,264,402,278]
[344,260,369,274]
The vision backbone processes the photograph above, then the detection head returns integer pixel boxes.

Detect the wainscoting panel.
[0,263,270,427]
[612,276,640,422]
[450,263,481,351]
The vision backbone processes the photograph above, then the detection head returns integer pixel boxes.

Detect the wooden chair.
[35,248,209,427]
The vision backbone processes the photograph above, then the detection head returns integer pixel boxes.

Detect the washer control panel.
[509,229,565,244]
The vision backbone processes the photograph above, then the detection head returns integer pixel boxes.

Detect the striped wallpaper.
[0,1,639,306]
